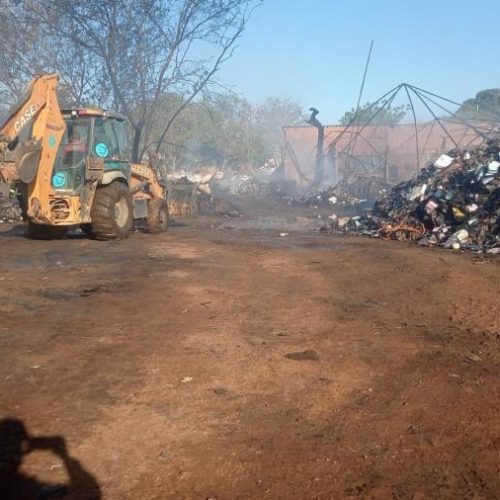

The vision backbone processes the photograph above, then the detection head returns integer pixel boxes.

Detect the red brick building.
[282,120,498,193]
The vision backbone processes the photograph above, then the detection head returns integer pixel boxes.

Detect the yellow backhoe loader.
[0,74,168,239]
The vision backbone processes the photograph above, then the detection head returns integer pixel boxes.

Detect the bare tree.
[0,0,258,161]
[0,1,48,102]
[0,1,110,106]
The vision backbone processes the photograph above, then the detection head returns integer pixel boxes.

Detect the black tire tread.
[147,198,169,233]
[90,182,133,240]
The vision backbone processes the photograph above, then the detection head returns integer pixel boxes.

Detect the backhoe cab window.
[92,118,130,160]
[52,119,90,191]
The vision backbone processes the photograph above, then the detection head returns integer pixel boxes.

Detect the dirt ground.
[0,208,499,499]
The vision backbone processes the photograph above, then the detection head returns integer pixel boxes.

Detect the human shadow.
[0,418,101,499]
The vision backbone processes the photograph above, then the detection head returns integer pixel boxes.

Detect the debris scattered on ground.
[40,282,132,300]
[326,141,500,252]
[285,350,320,361]
[167,177,199,216]
[197,190,240,217]
[283,186,361,208]
[464,353,482,363]
[214,164,278,199]
[0,192,22,223]
[227,174,264,197]
[212,387,229,396]
[167,173,240,218]
[282,176,393,210]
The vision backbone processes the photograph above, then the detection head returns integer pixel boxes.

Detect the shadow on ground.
[0,418,101,499]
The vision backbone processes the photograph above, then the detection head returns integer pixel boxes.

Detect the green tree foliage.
[255,98,306,152]
[456,89,500,121]
[340,100,408,126]
[149,94,305,171]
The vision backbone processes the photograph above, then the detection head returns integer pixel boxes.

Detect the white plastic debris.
[328,195,338,204]
[453,229,469,243]
[407,184,427,201]
[434,154,454,168]
[488,161,500,172]
[337,217,350,228]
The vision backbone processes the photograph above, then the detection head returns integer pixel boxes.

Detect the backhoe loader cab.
[56,108,131,195]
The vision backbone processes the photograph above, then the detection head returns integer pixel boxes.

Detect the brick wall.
[283,121,497,193]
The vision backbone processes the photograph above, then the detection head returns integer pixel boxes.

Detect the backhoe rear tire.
[27,222,67,240]
[90,182,133,240]
[147,198,169,233]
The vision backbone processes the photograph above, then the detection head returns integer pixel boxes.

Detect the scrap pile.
[0,192,22,223]
[226,175,263,197]
[216,165,278,199]
[283,187,360,208]
[196,192,240,217]
[167,170,240,217]
[338,141,500,252]
[167,177,199,216]
[283,177,392,209]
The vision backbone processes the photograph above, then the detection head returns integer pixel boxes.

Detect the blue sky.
[219,0,500,123]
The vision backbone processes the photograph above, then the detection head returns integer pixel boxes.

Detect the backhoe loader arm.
[0,74,66,222]
[0,75,58,147]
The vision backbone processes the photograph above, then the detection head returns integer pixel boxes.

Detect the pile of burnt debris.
[283,187,360,208]
[325,141,500,253]
[283,176,393,210]
[0,192,22,223]
[168,176,240,218]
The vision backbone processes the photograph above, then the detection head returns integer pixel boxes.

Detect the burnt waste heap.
[0,192,22,224]
[336,140,500,253]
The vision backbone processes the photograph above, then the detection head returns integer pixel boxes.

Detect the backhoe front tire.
[27,222,67,240]
[147,198,169,233]
[90,182,133,240]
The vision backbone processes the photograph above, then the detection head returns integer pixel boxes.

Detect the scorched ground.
[0,215,498,499]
